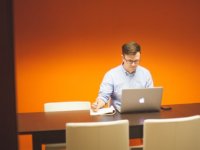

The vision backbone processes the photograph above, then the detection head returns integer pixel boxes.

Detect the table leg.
[31,131,66,150]
[32,133,42,150]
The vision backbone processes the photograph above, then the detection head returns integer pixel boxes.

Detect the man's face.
[122,52,141,73]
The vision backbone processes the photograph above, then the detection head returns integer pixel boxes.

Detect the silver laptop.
[115,87,163,113]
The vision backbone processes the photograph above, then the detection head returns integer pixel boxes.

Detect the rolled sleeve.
[97,72,113,103]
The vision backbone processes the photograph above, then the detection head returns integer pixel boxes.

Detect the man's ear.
[121,54,124,61]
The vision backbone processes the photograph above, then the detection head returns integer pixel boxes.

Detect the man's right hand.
[91,99,106,112]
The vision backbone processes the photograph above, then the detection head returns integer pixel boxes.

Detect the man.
[92,41,153,112]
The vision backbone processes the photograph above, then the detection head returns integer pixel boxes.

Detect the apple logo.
[139,97,145,103]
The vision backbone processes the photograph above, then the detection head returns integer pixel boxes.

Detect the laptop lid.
[117,87,163,113]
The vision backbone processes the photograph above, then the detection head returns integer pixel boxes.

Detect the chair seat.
[66,120,130,150]
[44,101,91,150]
[130,145,143,150]
[45,143,66,150]
[130,115,200,150]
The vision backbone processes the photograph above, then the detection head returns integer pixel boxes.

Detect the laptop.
[115,87,163,113]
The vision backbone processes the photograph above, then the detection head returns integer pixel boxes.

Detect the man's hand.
[91,99,106,112]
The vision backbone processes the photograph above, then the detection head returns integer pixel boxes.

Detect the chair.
[66,120,130,150]
[130,115,200,150]
[44,101,91,150]
[44,101,91,112]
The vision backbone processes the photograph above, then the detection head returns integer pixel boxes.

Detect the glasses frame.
[123,56,140,65]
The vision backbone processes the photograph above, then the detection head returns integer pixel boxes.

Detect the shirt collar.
[120,64,136,76]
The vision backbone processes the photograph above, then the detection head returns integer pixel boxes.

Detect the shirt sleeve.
[145,70,154,88]
[97,72,114,103]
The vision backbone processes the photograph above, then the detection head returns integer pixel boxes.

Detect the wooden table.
[17,103,200,150]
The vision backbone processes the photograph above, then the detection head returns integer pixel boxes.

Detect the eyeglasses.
[123,57,140,65]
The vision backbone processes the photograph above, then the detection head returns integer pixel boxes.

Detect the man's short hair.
[122,41,141,55]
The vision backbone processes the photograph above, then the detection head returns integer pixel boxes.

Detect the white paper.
[90,105,116,115]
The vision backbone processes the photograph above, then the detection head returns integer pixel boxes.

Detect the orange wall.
[14,0,200,113]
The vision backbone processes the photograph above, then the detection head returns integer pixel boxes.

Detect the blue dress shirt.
[97,64,154,107]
